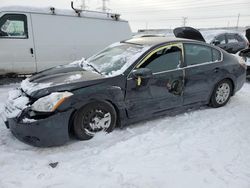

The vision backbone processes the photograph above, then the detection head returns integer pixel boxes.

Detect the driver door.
[125,43,185,118]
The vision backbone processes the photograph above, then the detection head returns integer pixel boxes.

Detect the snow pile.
[21,78,52,95]
[0,83,250,187]
[4,94,29,119]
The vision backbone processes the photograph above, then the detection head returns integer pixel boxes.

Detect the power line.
[111,0,241,9]
[117,2,249,13]
[129,14,250,22]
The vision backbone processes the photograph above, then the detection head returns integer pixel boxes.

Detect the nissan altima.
[3,37,246,147]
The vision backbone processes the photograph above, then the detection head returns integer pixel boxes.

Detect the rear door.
[183,43,222,105]
[0,13,36,75]
[125,43,184,118]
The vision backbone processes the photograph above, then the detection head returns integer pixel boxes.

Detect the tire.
[210,79,233,108]
[73,101,117,140]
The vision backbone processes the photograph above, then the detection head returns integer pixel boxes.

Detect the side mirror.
[131,68,153,86]
[212,40,220,46]
[131,68,153,79]
[239,48,250,58]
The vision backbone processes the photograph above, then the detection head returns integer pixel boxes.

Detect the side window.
[227,34,239,43]
[140,45,182,73]
[184,43,213,66]
[216,34,226,44]
[212,49,221,62]
[0,14,28,38]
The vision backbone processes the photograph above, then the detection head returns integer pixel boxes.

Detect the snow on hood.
[21,78,52,96]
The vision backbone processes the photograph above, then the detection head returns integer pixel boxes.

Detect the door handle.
[214,68,219,73]
[30,48,34,55]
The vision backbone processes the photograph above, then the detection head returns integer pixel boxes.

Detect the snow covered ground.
[0,82,250,188]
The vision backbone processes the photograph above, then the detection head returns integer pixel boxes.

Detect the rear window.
[184,43,213,66]
[212,49,221,62]
[227,34,239,43]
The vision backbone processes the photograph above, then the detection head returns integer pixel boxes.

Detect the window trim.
[127,42,184,79]
[182,42,223,68]
[0,13,29,39]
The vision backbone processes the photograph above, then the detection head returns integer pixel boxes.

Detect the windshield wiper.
[86,63,102,75]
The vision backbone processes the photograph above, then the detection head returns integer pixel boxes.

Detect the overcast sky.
[1,0,250,31]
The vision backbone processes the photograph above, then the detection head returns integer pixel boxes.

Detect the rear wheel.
[210,79,233,108]
[73,101,117,140]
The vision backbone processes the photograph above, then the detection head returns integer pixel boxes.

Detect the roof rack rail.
[70,1,120,20]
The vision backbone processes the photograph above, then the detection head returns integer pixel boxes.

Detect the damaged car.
[2,36,247,147]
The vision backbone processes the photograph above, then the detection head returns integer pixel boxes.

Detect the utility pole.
[236,13,240,29]
[102,0,109,12]
[182,17,188,27]
[80,0,86,10]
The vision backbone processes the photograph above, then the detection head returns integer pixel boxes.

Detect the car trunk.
[173,27,206,42]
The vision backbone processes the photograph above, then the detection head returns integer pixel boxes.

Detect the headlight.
[31,92,73,112]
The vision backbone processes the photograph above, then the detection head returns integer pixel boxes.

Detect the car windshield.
[86,43,146,76]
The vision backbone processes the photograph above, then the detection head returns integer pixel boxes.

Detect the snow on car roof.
[0,6,126,21]
[124,36,194,46]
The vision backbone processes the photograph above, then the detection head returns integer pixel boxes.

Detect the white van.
[0,6,132,75]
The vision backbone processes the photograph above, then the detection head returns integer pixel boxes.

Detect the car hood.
[21,64,105,98]
[173,27,206,42]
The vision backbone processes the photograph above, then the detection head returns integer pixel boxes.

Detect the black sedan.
[3,37,246,147]
[174,27,249,54]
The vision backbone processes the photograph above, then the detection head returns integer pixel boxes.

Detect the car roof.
[124,36,197,46]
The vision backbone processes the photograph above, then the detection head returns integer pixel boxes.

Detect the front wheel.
[73,101,117,140]
[210,79,233,108]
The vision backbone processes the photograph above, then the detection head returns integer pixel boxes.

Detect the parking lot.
[0,81,250,188]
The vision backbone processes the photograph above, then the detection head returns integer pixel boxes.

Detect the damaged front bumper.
[5,110,73,147]
[3,89,74,147]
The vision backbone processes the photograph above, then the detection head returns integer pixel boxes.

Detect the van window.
[0,14,28,38]
[184,43,213,66]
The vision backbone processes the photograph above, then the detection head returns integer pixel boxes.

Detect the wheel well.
[209,78,235,105]
[68,99,121,136]
[224,78,235,96]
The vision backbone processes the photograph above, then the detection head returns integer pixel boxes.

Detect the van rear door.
[0,13,36,75]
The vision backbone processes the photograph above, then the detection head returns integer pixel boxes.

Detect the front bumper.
[6,109,74,147]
